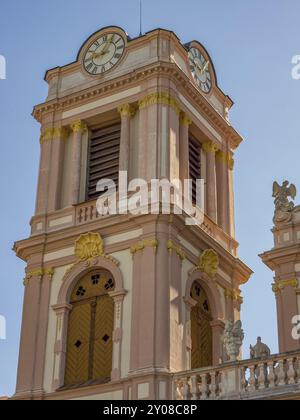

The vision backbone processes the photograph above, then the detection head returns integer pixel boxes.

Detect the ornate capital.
[272,279,298,294]
[202,140,219,154]
[23,268,54,286]
[40,126,69,144]
[139,92,181,115]
[167,240,186,261]
[53,126,69,141]
[40,128,53,145]
[224,288,243,305]
[118,103,136,118]
[180,113,192,126]
[130,238,158,255]
[70,120,88,134]
[216,150,234,170]
[190,249,219,278]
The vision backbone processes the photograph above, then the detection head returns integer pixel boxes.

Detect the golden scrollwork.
[138,92,181,115]
[167,240,186,261]
[190,249,219,278]
[118,103,136,118]
[272,279,298,294]
[130,238,159,256]
[202,140,219,154]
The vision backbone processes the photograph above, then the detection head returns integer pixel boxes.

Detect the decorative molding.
[272,279,299,294]
[190,249,219,278]
[70,120,87,134]
[117,103,136,118]
[138,92,181,115]
[167,240,186,261]
[202,140,219,154]
[180,112,192,126]
[40,126,69,144]
[32,63,242,150]
[23,268,54,286]
[130,238,158,255]
[224,288,243,305]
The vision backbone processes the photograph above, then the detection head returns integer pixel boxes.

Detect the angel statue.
[223,320,244,362]
[273,181,298,224]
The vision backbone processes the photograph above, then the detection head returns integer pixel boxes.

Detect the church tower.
[261,182,300,353]
[13,26,251,400]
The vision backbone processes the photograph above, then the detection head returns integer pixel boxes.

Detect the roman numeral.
[114,53,122,59]
[116,45,123,51]
[92,66,98,74]
[86,62,93,71]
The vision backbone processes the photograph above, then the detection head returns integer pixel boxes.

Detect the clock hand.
[200,61,209,74]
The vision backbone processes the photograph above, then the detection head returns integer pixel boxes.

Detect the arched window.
[190,281,213,369]
[64,269,115,386]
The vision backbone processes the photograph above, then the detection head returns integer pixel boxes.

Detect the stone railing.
[173,351,300,400]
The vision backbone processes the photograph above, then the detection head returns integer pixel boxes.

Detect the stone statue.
[273,181,298,224]
[250,337,271,360]
[223,320,244,362]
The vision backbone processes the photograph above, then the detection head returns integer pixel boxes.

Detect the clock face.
[83,33,125,75]
[188,48,212,93]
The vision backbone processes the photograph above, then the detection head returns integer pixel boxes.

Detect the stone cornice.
[32,62,243,150]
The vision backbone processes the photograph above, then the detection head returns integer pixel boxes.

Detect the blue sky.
[0,0,300,396]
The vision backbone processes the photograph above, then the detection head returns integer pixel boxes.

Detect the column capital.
[180,113,192,126]
[216,150,235,170]
[118,103,136,118]
[70,120,88,134]
[202,140,219,154]
[53,126,69,140]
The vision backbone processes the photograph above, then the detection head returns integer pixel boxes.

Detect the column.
[210,320,225,365]
[52,303,72,391]
[227,151,236,237]
[203,140,219,223]
[109,290,127,381]
[69,120,87,206]
[48,127,69,212]
[35,128,53,215]
[15,269,43,397]
[32,269,54,395]
[118,104,135,174]
[216,150,229,233]
[179,113,192,184]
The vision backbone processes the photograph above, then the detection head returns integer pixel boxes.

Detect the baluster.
[248,365,256,393]
[190,375,199,400]
[267,360,276,389]
[210,372,216,399]
[258,363,267,390]
[200,374,208,400]
[277,360,286,386]
[287,358,296,385]
[295,356,300,383]
[182,379,190,400]
[240,366,248,393]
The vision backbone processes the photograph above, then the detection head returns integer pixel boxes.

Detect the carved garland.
[40,126,69,144]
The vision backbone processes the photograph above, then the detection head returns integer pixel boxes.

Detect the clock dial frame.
[188,47,212,94]
[83,33,125,75]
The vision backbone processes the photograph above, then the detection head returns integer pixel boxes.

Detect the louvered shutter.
[87,124,121,201]
[189,136,202,203]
